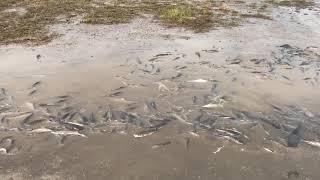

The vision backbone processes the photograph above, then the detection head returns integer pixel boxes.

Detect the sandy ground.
[1,1,320,180]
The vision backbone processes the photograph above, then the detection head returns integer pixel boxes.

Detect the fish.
[103,105,113,121]
[185,137,190,150]
[152,141,171,149]
[148,57,158,62]
[155,53,171,57]
[52,131,87,138]
[187,79,208,83]
[192,96,197,104]
[213,146,224,154]
[56,95,70,99]
[202,49,219,53]
[145,100,157,111]
[28,89,37,95]
[171,73,183,80]
[175,66,187,70]
[135,58,142,64]
[134,128,158,138]
[304,141,320,148]
[25,102,35,110]
[31,128,53,133]
[108,91,123,97]
[0,88,6,95]
[64,122,85,131]
[32,81,41,88]
[27,118,47,125]
[202,103,222,108]
[195,52,201,58]
[21,112,34,125]
[172,113,192,125]
[89,113,96,123]
[172,57,181,61]
[155,82,169,92]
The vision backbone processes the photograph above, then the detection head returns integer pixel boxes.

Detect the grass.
[0,0,283,45]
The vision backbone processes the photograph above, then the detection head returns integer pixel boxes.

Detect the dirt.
[1,0,320,179]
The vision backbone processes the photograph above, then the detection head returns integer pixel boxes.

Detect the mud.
[1,1,320,180]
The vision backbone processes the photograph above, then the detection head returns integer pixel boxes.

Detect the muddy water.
[1,4,320,180]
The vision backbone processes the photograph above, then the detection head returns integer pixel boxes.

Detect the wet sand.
[1,2,320,180]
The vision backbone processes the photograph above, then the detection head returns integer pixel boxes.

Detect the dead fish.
[192,96,197,104]
[185,137,190,150]
[202,103,222,108]
[172,57,181,61]
[152,141,171,149]
[112,86,126,91]
[175,65,187,70]
[56,98,68,103]
[79,113,89,124]
[171,73,183,80]
[108,91,123,97]
[27,118,47,125]
[251,71,262,74]
[134,128,158,138]
[28,89,37,96]
[145,100,157,111]
[303,77,311,80]
[36,54,41,60]
[300,61,310,66]
[57,95,70,99]
[155,82,169,92]
[31,128,53,133]
[103,105,113,121]
[230,59,242,64]
[135,58,142,64]
[32,81,41,88]
[155,53,171,57]
[64,122,85,131]
[195,52,201,58]
[21,112,34,125]
[89,113,96,123]
[187,79,208,83]
[25,102,35,110]
[282,75,290,80]
[0,88,6,95]
[202,49,218,53]
[148,57,158,62]
[52,131,87,138]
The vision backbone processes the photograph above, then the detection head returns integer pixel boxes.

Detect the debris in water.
[187,79,208,83]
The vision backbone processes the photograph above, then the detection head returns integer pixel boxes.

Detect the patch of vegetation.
[0,0,263,45]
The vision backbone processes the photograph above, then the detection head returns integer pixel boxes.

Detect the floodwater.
[1,2,320,180]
